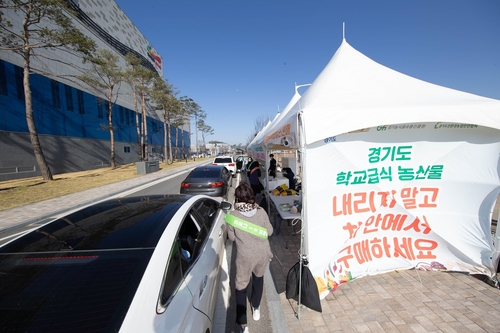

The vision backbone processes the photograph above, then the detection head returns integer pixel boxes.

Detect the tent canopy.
[264,39,500,148]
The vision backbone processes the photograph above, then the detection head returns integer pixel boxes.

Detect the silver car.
[180,165,231,198]
[0,195,231,332]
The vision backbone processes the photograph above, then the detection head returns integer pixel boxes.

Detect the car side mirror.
[220,201,232,212]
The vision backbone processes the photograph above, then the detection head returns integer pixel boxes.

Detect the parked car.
[212,156,236,176]
[235,155,249,172]
[180,165,231,198]
[0,195,232,333]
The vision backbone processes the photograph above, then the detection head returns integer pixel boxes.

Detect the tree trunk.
[167,121,173,164]
[163,111,167,163]
[187,116,189,154]
[195,115,199,157]
[108,87,116,169]
[23,53,53,180]
[132,83,142,161]
[141,91,148,161]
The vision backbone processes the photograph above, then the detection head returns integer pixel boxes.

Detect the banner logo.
[146,45,162,69]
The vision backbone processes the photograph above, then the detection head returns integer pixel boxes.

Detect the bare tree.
[246,115,269,146]
[124,58,155,161]
[124,54,143,161]
[79,49,124,168]
[180,96,204,156]
[198,118,214,149]
[0,0,96,180]
[150,76,180,164]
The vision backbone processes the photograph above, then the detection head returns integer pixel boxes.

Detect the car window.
[160,210,209,307]
[190,168,220,178]
[214,158,232,163]
[192,199,219,229]
[160,239,190,306]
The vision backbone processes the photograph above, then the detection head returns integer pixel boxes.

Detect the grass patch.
[0,159,209,212]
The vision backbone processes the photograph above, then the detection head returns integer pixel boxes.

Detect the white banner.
[304,123,500,298]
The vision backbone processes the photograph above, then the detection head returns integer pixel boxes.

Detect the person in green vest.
[225,182,274,333]
[246,156,255,178]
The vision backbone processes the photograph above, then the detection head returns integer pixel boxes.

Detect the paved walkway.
[2,162,500,333]
[268,221,500,333]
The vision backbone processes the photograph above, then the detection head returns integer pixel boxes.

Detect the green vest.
[225,213,268,239]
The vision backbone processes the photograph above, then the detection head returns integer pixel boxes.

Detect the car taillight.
[212,163,217,166]
[210,181,224,188]
[229,163,235,166]
[181,183,190,188]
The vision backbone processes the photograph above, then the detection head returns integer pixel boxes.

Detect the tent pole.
[265,147,271,217]
[297,110,307,320]
[494,209,500,279]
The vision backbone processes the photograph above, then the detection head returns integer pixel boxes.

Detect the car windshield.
[214,158,232,163]
[0,196,183,252]
[190,168,221,178]
[0,195,186,333]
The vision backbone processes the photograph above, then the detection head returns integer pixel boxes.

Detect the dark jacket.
[283,170,295,190]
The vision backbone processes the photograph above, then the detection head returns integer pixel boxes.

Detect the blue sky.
[115,0,500,146]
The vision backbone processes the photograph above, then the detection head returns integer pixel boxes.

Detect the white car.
[212,156,236,176]
[0,195,231,333]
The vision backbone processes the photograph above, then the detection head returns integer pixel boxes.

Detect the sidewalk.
[2,163,500,333]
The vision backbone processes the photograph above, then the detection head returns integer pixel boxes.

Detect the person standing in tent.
[268,154,277,179]
[282,167,296,190]
[225,182,274,333]
[248,161,264,196]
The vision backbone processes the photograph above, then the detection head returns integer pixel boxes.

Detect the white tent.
[262,39,500,297]
[247,113,280,162]
[249,85,303,155]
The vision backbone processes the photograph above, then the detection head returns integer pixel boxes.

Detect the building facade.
[0,0,189,181]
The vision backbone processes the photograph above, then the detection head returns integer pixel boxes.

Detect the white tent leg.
[493,210,500,275]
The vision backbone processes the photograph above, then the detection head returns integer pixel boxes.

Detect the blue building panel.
[183,130,190,148]
[0,62,177,148]
[170,124,177,147]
